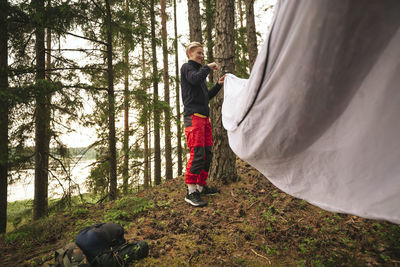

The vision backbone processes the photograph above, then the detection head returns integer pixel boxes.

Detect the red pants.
[184,115,213,186]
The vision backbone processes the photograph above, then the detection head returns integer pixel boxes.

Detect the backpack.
[90,240,149,267]
[75,222,149,267]
[51,243,90,267]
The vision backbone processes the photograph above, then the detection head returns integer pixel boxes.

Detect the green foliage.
[86,160,110,197]
[103,196,154,227]
[4,215,64,248]
[261,244,280,256]
[71,207,90,219]
[7,200,33,231]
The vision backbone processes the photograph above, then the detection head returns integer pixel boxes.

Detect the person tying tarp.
[180,42,225,207]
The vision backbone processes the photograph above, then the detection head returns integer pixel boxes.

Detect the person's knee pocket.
[190,147,205,174]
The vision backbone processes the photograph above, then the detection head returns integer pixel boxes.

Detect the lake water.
[7,159,94,202]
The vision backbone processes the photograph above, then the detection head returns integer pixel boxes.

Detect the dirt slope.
[1,159,399,266]
[126,160,400,266]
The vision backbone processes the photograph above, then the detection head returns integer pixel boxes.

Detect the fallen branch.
[250,248,271,265]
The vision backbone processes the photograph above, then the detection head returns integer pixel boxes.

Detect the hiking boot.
[185,190,207,207]
[200,185,220,195]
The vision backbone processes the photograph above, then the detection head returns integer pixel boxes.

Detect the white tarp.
[222,0,400,224]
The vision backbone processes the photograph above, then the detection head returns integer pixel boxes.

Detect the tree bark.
[33,0,49,220]
[105,0,117,200]
[245,0,257,71]
[150,0,161,185]
[209,0,237,184]
[122,0,130,194]
[0,0,9,233]
[187,0,202,43]
[203,0,215,83]
[140,4,150,188]
[161,0,173,180]
[237,0,247,66]
[173,0,182,176]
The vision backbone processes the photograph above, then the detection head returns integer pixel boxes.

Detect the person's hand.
[218,74,226,85]
[207,62,218,70]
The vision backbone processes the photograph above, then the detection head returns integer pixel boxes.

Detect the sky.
[59,0,277,148]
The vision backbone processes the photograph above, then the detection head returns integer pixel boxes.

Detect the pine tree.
[105,0,117,200]
[209,0,237,184]
[0,0,9,233]
[33,0,50,220]
[203,0,216,83]
[235,0,248,77]
[139,0,151,188]
[161,0,173,180]
[173,0,183,176]
[245,0,257,70]
[150,0,161,185]
[122,0,130,195]
[187,0,203,43]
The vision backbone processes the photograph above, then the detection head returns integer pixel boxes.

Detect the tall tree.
[33,0,50,220]
[160,0,172,180]
[203,0,215,83]
[105,0,117,200]
[173,0,182,176]
[122,0,130,194]
[187,0,202,43]
[245,0,257,70]
[150,0,161,185]
[234,0,248,77]
[0,0,9,233]
[209,0,237,184]
[43,0,52,211]
[139,1,150,188]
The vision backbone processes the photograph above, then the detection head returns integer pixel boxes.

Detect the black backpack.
[75,223,149,267]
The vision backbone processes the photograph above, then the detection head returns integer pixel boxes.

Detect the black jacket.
[180,60,222,117]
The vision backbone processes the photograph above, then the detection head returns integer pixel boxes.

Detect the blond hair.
[186,42,203,58]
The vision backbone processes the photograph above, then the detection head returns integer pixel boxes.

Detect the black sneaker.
[200,185,220,195]
[185,190,207,207]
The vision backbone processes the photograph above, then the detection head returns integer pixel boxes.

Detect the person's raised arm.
[184,65,210,85]
[208,75,225,100]
[183,62,219,85]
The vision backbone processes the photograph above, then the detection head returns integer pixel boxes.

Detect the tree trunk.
[209,0,237,184]
[237,0,247,66]
[105,0,117,200]
[203,0,215,83]
[150,0,161,185]
[173,0,182,176]
[245,0,257,71]
[43,12,51,204]
[187,0,202,43]
[160,0,173,180]
[122,0,130,194]
[140,5,150,188]
[0,0,9,233]
[33,0,49,220]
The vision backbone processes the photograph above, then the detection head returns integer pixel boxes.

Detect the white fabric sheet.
[222,0,400,224]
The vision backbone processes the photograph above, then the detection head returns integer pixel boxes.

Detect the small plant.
[380,253,390,262]
[71,207,89,218]
[261,244,279,255]
[298,243,308,254]
[156,200,170,208]
[300,200,308,208]
[296,259,307,267]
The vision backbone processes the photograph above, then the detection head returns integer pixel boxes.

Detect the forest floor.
[1,159,400,266]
